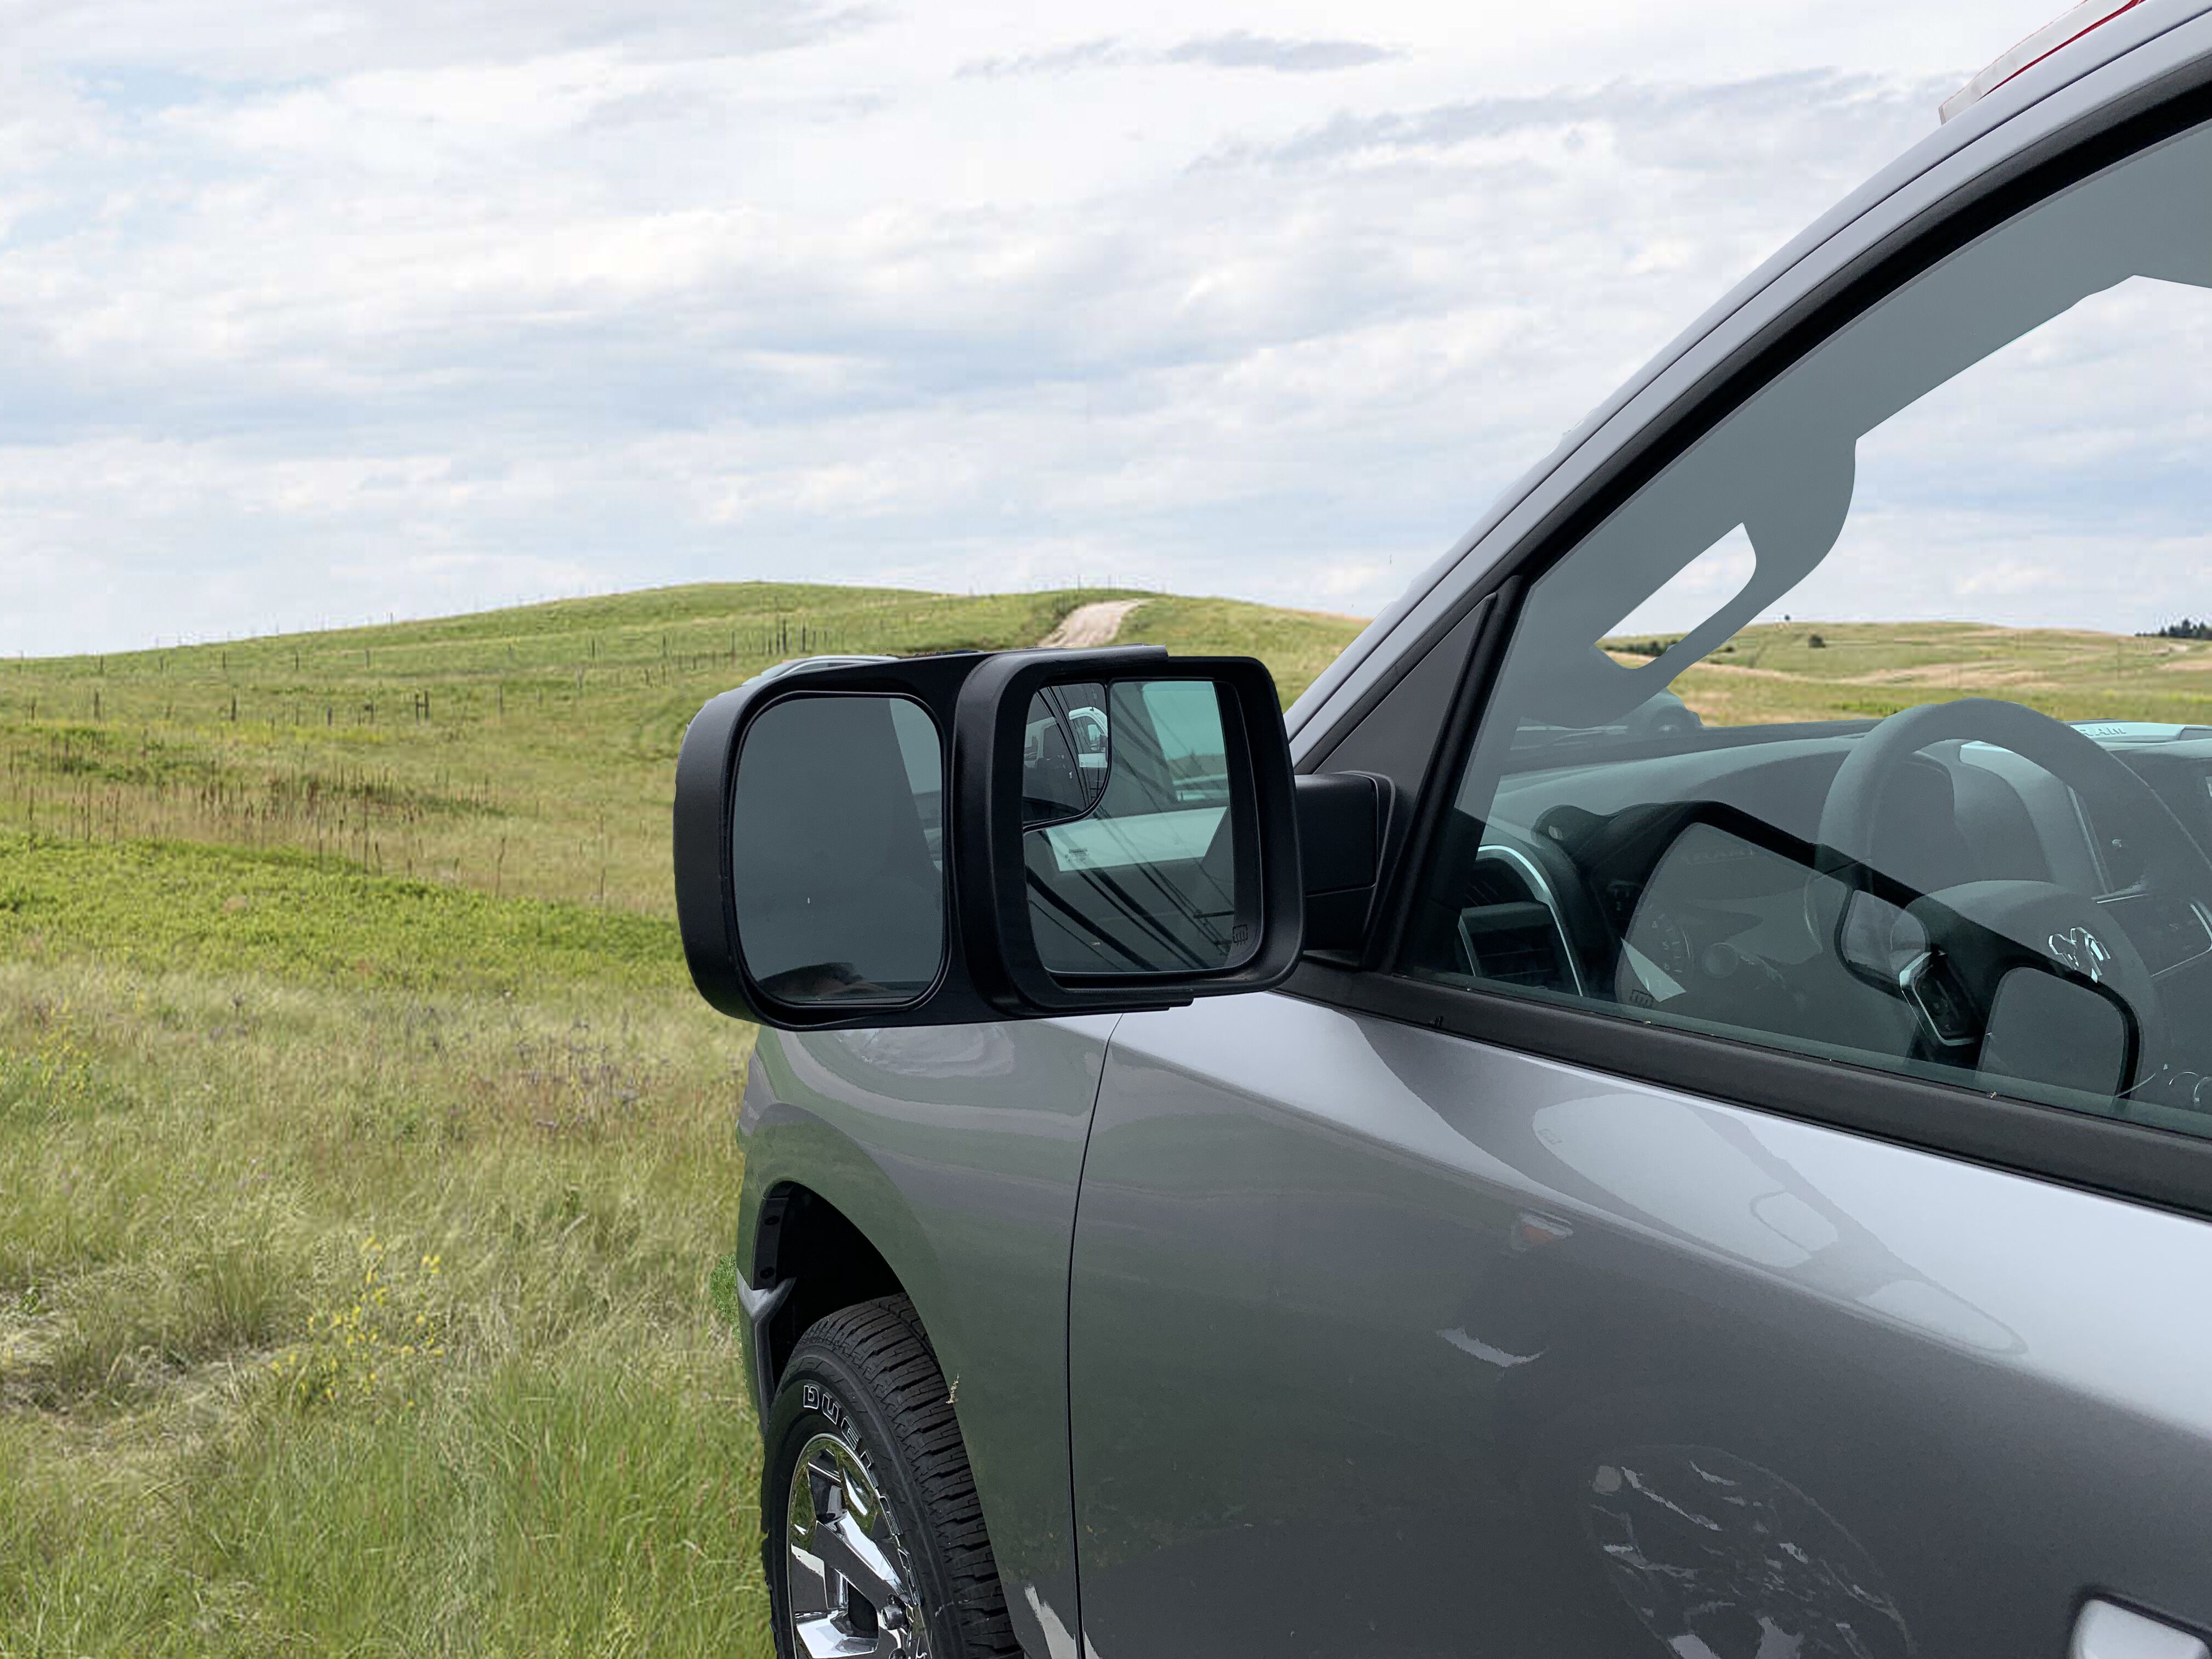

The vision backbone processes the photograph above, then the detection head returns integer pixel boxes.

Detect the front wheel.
[763,1296,1020,1659]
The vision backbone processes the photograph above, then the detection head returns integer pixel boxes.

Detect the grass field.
[1607,619,2212,729]
[0,584,1363,919]
[0,582,1365,1657]
[0,854,764,1653]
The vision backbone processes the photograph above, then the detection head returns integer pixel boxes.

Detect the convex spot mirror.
[1022,681,1110,826]
[673,647,1302,1031]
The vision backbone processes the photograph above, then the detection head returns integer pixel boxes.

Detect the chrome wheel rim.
[785,1431,928,1658]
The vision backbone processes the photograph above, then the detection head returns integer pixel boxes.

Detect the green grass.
[1115,596,1366,707]
[0,834,682,995]
[0,936,762,1655]
[0,582,1131,917]
[1604,619,2212,729]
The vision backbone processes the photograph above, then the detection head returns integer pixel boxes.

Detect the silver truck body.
[739,9,2212,1651]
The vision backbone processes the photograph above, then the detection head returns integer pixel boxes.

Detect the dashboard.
[1419,719,2212,1127]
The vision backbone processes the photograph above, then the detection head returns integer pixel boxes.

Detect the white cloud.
[0,0,2154,651]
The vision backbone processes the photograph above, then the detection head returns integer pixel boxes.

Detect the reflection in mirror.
[1026,679,1246,975]
[1022,682,1109,826]
[731,695,945,1006]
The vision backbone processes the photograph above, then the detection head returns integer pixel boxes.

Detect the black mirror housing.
[1293,771,1393,955]
[673,647,1304,1031]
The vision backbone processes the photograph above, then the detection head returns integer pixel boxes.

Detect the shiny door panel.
[1069,991,2212,1657]
[745,1015,1119,1659]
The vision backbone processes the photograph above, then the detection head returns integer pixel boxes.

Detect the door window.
[1403,120,2212,1141]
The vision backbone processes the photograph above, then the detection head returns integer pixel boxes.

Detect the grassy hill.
[0,583,1367,916]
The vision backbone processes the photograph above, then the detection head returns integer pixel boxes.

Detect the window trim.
[1361,575,1520,974]
[1286,961,2212,1226]
[1290,73,2212,1223]
[1300,579,1500,770]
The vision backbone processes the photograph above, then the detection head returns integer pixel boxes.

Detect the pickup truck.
[675,5,2212,1654]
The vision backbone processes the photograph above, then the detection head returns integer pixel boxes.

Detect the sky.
[0,0,2188,654]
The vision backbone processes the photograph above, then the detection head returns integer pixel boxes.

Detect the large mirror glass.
[730,694,944,1006]
[1025,679,1248,975]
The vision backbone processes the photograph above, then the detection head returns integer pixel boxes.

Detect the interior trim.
[1361,577,1522,972]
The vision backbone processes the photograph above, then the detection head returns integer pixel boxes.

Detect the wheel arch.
[752,1180,909,1400]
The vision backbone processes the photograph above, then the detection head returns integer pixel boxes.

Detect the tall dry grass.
[0,852,764,1655]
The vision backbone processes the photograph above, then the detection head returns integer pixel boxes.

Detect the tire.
[763,1295,1020,1659]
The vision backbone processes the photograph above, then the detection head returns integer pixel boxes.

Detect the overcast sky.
[0,0,2176,654]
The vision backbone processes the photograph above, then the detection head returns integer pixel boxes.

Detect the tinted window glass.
[1406,123,2212,1141]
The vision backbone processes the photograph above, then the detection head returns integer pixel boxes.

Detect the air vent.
[1459,855,1578,992]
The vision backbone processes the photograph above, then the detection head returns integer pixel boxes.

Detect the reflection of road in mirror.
[1582,1445,1914,1659]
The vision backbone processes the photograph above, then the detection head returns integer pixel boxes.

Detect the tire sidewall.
[763,1344,966,1659]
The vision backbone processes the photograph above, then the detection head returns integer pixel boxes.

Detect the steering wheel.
[1815,698,2212,1086]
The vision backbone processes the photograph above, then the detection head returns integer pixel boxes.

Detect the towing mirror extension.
[676,646,1387,1031]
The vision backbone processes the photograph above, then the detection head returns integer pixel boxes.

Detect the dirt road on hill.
[1039,599,1144,648]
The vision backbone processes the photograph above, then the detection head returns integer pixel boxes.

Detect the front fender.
[735,1018,1118,1659]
